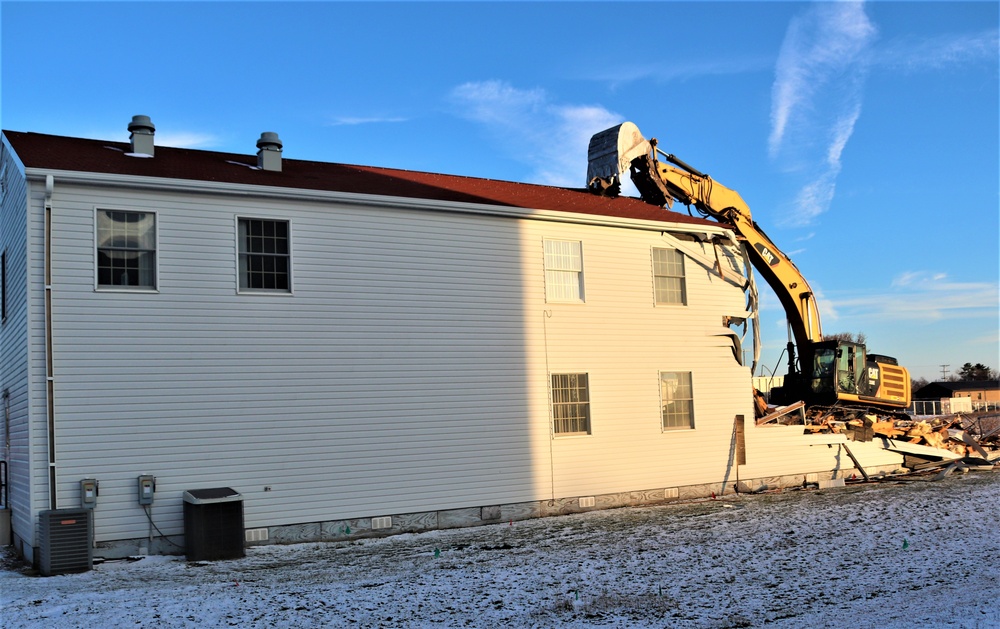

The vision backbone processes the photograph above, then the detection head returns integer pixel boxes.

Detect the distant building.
[913,380,1000,403]
[752,375,784,400]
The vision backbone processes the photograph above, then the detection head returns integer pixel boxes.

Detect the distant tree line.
[955,362,996,381]
[823,332,867,345]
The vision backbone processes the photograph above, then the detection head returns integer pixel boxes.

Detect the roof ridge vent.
[256,132,283,172]
[127,115,155,156]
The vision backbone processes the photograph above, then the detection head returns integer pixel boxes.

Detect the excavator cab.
[808,340,870,403]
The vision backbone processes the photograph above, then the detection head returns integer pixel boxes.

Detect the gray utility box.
[39,508,93,576]
[182,487,244,561]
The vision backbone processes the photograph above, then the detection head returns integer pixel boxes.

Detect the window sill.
[95,287,159,294]
[236,289,294,296]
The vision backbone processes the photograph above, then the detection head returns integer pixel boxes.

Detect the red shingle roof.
[3,130,716,228]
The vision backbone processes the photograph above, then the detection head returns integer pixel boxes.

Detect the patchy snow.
[2,473,999,628]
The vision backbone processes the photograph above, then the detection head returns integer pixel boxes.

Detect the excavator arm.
[588,122,822,374]
[587,121,911,411]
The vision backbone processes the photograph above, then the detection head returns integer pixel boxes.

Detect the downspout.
[44,175,56,509]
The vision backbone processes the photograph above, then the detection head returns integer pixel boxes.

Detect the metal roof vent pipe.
[256,132,283,172]
[127,115,155,156]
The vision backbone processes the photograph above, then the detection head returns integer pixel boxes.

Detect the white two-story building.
[0,116,903,564]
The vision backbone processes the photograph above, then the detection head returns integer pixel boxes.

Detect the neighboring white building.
[0,117,904,564]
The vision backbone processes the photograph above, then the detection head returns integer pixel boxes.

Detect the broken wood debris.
[755,400,806,426]
[757,399,1000,471]
[805,411,996,458]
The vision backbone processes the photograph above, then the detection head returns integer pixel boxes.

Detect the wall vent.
[664,487,679,500]
[371,516,392,530]
[39,509,92,576]
[578,496,596,508]
[245,528,269,543]
[805,473,819,483]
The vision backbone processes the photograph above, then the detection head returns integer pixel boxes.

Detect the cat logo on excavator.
[754,243,779,266]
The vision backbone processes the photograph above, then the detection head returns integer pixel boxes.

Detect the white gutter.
[21,168,736,240]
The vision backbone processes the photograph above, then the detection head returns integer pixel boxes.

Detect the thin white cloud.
[826,103,861,168]
[787,171,838,226]
[586,55,772,88]
[80,127,219,150]
[769,2,876,156]
[832,273,998,322]
[449,80,622,187]
[892,270,956,288]
[451,81,545,122]
[876,29,999,72]
[814,286,839,324]
[891,270,924,288]
[326,116,408,126]
[154,131,220,149]
[969,330,1000,346]
[764,273,997,347]
[769,2,876,226]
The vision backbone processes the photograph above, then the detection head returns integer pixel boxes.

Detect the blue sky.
[2,1,997,381]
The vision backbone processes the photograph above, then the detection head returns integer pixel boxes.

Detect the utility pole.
[939,364,950,381]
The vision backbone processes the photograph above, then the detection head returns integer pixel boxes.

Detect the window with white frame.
[660,371,695,430]
[551,373,591,435]
[238,218,291,292]
[544,239,584,302]
[96,210,156,289]
[652,247,686,305]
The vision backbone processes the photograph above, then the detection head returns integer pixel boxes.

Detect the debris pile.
[757,398,1000,470]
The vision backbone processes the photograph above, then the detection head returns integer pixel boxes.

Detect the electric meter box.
[137,475,155,505]
[80,479,98,509]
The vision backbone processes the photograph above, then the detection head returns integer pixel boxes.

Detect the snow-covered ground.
[2,472,999,628]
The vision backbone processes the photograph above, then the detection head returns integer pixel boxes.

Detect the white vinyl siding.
[0,141,38,555]
[660,371,695,430]
[43,190,758,541]
[13,164,825,550]
[653,247,685,305]
[544,239,584,302]
[43,185,546,542]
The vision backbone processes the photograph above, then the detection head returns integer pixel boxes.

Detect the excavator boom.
[588,123,823,369]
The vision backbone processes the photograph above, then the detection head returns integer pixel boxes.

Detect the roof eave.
[25,166,733,238]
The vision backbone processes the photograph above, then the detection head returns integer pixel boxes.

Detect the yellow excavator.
[586,122,910,414]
